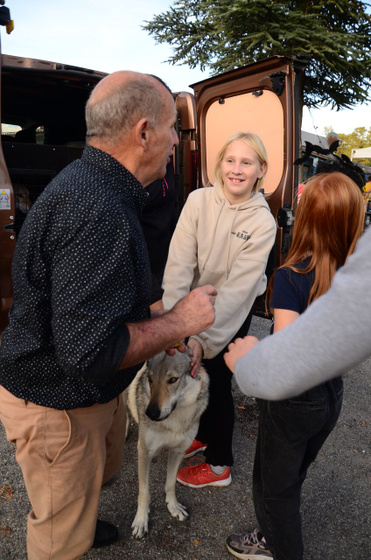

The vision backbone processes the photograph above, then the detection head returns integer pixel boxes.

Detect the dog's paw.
[167,499,189,521]
[131,513,149,539]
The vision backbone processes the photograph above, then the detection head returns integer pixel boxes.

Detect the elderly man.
[0,72,217,559]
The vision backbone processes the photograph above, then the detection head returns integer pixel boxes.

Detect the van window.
[204,90,284,195]
[1,123,21,138]
[35,125,45,144]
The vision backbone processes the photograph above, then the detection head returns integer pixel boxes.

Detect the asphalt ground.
[0,316,370,560]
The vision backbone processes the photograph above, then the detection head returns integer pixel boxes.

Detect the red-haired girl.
[227,172,365,560]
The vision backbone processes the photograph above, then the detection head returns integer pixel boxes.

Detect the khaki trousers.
[0,386,127,560]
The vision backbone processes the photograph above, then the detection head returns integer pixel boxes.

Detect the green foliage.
[144,0,371,110]
[337,127,371,163]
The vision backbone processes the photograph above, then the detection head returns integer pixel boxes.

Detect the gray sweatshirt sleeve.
[235,226,371,400]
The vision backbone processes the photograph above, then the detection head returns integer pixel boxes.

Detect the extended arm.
[231,227,371,399]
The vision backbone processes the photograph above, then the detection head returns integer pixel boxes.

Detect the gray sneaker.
[226,529,273,559]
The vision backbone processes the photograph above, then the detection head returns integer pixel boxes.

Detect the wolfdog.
[127,350,209,538]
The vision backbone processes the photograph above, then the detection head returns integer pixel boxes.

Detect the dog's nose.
[146,404,162,421]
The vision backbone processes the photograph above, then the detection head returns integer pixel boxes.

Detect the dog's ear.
[147,351,175,372]
[170,347,192,373]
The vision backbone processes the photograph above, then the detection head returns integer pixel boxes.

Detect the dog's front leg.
[131,438,153,538]
[165,449,189,521]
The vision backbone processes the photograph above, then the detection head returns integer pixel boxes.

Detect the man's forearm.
[120,313,187,368]
[119,285,217,369]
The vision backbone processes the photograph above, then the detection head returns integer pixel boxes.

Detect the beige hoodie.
[162,181,276,359]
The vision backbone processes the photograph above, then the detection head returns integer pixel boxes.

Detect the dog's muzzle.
[145,403,175,421]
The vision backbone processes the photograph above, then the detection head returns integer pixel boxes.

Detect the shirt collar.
[81,145,148,209]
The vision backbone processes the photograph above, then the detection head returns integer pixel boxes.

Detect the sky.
[1,0,370,137]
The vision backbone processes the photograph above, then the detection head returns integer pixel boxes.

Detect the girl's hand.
[150,299,164,313]
[150,308,167,319]
[224,336,259,373]
[187,338,203,378]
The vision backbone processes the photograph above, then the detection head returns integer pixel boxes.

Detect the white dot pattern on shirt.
[0,146,151,409]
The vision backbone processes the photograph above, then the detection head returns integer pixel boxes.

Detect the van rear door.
[191,55,308,272]
[0,4,15,333]
[0,53,105,333]
[174,92,198,210]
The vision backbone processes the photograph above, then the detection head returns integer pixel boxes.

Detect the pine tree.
[144,0,371,110]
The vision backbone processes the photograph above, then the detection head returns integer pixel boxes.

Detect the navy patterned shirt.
[0,146,151,409]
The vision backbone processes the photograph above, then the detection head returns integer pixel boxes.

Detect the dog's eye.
[168,377,179,384]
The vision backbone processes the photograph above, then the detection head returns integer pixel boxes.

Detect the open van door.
[0,50,307,331]
[0,51,106,333]
[174,92,198,211]
[191,55,308,274]
[0,2,14,333]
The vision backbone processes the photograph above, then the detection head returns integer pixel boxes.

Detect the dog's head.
[144,350,196,422]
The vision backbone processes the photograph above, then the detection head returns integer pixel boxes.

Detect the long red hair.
[268,172,364,308]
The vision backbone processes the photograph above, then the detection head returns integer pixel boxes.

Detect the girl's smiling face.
[220,139,266,204]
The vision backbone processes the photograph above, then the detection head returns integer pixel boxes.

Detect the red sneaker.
[184,439,207,458]
[177,461,231,488]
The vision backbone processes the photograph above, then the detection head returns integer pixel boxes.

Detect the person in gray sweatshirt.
[224,217,371,402]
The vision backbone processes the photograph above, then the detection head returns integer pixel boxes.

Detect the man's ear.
[135,118,150,150]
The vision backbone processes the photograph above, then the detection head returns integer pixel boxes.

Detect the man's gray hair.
[86,79,165,143]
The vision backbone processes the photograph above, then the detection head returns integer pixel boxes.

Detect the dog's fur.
[127,350,209,538]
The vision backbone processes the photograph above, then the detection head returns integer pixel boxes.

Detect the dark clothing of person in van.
[141,159,178,305]
[0,145,151,409]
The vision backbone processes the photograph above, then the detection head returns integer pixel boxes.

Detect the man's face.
[145,92,179,185]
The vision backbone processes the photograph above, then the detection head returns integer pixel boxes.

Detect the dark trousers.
[196,310,253,467]
[253,377,343,560]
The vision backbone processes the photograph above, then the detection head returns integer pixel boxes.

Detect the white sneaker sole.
[184,445,207,458]
[177,473,232,488]
[226,543,272,559]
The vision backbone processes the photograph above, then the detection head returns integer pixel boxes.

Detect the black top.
[141,160,178,304]
[270,260,314,315]
[0,146,151,409]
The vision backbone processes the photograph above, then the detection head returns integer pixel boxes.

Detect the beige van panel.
[205,90,283,194]
[0,154,15,333]
[175,92,197,131]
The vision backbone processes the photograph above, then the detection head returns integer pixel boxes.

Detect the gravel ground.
[0,315,370,560]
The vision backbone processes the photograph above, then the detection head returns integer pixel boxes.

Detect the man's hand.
[165,341,187,356]
[224,336,259,373]
[172,285,217,336]
[187,338,203,378]
[120,285,216,370]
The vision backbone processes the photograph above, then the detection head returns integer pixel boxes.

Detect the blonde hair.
[268,172,364,310]
[214,132,268,193]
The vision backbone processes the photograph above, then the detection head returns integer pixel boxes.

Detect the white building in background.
[351,147,371,161]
